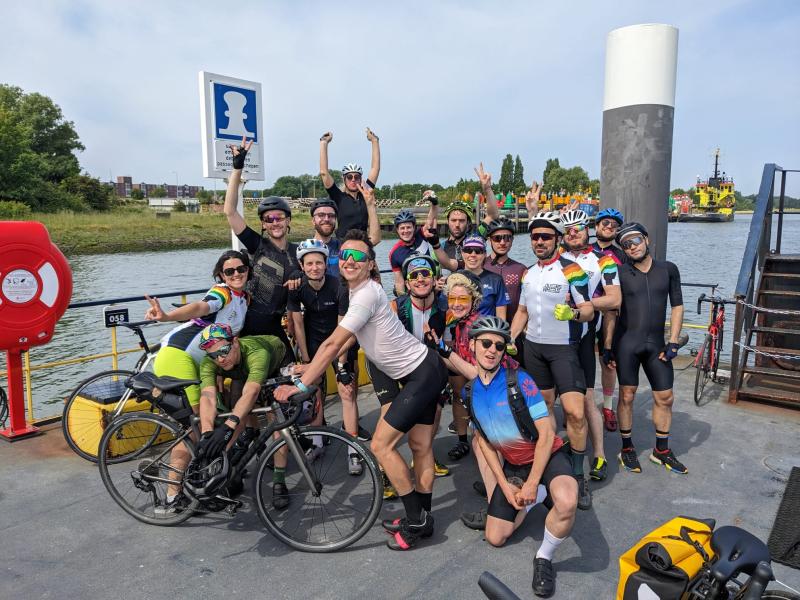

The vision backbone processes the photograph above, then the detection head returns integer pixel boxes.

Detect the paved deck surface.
[2,356,800,599]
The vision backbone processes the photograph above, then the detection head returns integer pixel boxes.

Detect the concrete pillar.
[600,24,678,260]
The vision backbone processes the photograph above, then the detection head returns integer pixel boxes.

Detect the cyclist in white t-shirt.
[275,228,448,551]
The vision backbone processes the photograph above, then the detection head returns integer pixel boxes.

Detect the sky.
[1,0,798,196]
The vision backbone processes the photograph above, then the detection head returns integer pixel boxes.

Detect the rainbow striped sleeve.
[562,262,590,304]
[597,254,620,287]
[203,285,232,312]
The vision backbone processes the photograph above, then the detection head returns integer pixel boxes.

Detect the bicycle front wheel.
[694,334,714,406]
[98,413,197,526]
[254,426,382,552]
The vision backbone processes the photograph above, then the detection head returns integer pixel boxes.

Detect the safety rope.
[737,299,800,316]
[734,341,800,360]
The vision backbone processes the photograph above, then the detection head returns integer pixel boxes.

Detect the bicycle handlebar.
[696,294,737,315]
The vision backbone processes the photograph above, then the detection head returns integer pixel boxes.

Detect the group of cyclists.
[144,129,686,598]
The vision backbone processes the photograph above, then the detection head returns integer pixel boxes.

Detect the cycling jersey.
[519,252,590,345]
[592,240,627,266]
[161,284,248,364]
[326,179,375,239]
[199,335,285,390]
[388,229,435,274]
[322,236,341,277]
[287,275,348,348]
[561,247,619,335]
[465,366,563,465]
[483,256,527,322]
[392,292,447,341]
[339,279,428,379]
[476,268,511,317]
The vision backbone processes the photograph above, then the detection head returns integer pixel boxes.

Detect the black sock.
[458,434,468,444]
[620,429,634,450]
[655,430,669,452]
[418,491,432,513]
[400,490,423,523]
[571,447,586,477]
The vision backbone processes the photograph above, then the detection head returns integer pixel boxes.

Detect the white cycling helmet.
[561,209,589,229]
[342,163,363,175]
[296,238,329,262]
[528,211,565,234]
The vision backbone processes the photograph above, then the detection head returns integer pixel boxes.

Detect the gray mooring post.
[600,24,678,260]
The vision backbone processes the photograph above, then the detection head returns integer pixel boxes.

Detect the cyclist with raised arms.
[560,209,621,483]
[287,239,368,474]
[592,207,626,431]
[509,211,595,510]
[319,128,381,243]
[224,139,299,361]
[388,192,439,296]
[605,223,687,475]
[433,316,578,598]
[274,226,448,551]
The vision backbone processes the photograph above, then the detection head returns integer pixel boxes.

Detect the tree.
[512,155,526,193]
[497,154,514,194]
[150,186,167,198]
[541,158,591,195]
[59,174,114,211]
[130,189,145,200]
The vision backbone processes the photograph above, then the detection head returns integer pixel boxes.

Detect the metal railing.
[729,164,798,402]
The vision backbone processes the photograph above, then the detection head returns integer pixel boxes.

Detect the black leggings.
[577,330,597,389]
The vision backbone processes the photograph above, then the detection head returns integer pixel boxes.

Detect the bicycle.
[97,372,383,553]
[62,320,160,462]
[694,294,737,406]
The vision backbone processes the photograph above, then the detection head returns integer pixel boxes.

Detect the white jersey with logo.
[562,247,620,336]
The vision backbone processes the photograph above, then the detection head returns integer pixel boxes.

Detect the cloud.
[1,0,797,194]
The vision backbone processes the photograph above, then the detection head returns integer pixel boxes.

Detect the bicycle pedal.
[225,500,244,516]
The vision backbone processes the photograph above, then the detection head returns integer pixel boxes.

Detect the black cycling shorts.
[488,447,572,523]
[523,340,586,395]
[366,348,448,433]
[578,330,597,389]
[614,337,674,391]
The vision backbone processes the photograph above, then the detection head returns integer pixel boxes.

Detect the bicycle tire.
[98,412,198,526]
[760,591,800,599]
[62,369,147,462]
[254,426,382,552]
[694,334,714,406]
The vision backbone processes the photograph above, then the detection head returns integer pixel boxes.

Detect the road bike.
[61,320,160,461]
[97,372,383,553]
[694,294,737,406]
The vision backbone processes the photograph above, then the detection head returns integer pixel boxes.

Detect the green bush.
[0,199,33,219]
[173,199,187,212]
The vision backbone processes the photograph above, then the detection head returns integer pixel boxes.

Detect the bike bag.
[617,516,715,600]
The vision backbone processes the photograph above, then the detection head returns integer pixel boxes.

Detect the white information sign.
[199,71,265,180]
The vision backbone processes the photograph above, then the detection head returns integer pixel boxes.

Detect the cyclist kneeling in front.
[436,316,577,598]
[196,324,287,502]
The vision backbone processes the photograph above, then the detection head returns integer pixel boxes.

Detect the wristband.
[294,380,310,393]
[572,309,580,321]
[225,414,241,426]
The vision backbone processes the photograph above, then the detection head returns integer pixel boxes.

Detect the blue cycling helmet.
[596,207,624,225]
[394,210,416,228]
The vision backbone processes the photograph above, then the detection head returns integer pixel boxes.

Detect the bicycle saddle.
[710,526,771,582]
[127,372,200,394]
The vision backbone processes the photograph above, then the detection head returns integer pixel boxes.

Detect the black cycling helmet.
[468,315,512,343]
[394,209,417,228]
[615,221,649,245]
[401,252,438,279]
[310,198,337,217]
[486,217,515,237]
[455,269,482,290]
[183,454,230,501]
[258,196,291,218]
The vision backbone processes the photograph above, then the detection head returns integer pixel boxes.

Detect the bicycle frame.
[109,321,160,419]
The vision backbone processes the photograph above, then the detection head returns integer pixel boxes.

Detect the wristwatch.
[572,309,580,322]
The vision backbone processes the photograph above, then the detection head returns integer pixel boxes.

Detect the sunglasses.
[448,294,472,304]
[314,212,337,220]
[338,248,369,263]
[530,232,556,242]
[262,215,287,224]
[344,173,362,181]
[206,343,232,359]
[462,247,485,255]
[598,219,620,229]
[490,234,513,243]
[222,265,248,277]
[407,269,433,281]
[566,224,587,234]
[621,236,645,250]
[477,339,506,352]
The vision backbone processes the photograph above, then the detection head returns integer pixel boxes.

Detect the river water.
[6,214,799,420]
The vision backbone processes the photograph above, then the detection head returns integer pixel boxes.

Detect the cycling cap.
[444,201,473,221]
[468,315,512,342]
[486,217,515,236]
[615,222,649,244]
[183,454,230,500]
[310,198,337,217]
[596,207,624,225]
[199,323,234,350]
[394,210,417,228]
[401,252,438,278]
[258,196,291,218]
[560,209,589,228]
[342,163,363,175]
[528,211,565,234]
[296,238,330,261]
[462,232,487,250]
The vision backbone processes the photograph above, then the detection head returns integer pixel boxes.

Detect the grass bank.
[25,208,318,255]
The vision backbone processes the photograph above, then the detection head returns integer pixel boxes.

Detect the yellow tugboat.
[672,149,735,222]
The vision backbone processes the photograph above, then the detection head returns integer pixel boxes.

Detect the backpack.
[617,516,715,600]
[463,368,538,442]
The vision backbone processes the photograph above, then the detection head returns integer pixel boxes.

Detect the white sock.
[535,526,566,561]
[602,394,613,410]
